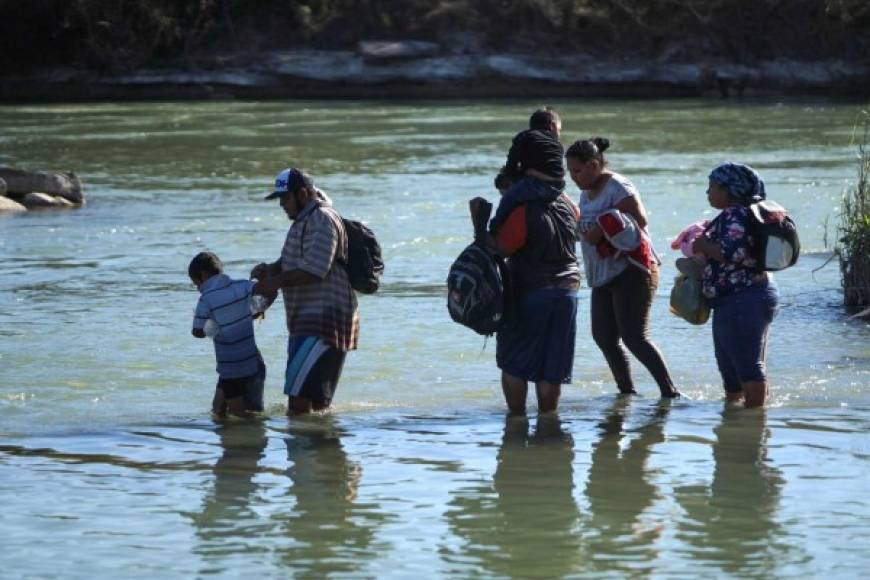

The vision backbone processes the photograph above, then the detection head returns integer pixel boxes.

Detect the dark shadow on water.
[674,407,789,576]
[583,397,671,574]
[274,415,388,576]
[191,420,271,570]
[189,416,389,575]
[444,413,583,578]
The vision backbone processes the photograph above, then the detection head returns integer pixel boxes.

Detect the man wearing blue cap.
[252,168,359,415]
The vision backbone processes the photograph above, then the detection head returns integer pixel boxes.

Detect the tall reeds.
[839,115,870,319]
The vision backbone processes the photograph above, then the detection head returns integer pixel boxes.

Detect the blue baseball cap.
[264,168,312,200]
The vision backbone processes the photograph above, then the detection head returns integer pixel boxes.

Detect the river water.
[1,100,868,578]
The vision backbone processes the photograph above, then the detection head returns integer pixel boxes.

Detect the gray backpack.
[748,201,800,271]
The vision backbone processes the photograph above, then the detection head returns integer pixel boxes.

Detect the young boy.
[189,251,273,417]
[490,106,566,232]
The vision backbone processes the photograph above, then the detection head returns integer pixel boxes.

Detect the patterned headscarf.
[709,162,766,203]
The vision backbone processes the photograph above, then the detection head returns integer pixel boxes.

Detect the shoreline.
[3,51,869,103]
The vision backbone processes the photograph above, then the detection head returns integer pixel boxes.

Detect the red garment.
[494,206,527,253]
[495,194,579,254]
[596,210,654,274]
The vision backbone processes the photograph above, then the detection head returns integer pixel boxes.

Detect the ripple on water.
[1,100,869,577]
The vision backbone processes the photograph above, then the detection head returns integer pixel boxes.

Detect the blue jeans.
[711,282,779,392]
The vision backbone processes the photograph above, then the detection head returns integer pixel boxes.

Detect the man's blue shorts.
[496,287,579,384]
[284,336,346,405]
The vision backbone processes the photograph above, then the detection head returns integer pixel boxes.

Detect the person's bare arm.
[584,224,604,244]
[692,236,724,262]
[250,260,281,280]
[615,195,648,229]
[581,194,647,244]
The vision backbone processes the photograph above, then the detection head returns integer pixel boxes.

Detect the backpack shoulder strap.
[318,206,348,264]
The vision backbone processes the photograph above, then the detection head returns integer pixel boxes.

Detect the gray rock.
[0,195,26,213]
[0,167,83,204]
[0,176,6,196]
[22,192,76,208]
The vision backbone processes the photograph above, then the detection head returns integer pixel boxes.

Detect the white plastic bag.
[250,294,269,319]
[203,318,220,338]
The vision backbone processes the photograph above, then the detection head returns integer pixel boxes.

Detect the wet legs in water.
[590,268,680,397]
[287,395,330,415]
[725,381,767,408]
[502,371,561,415]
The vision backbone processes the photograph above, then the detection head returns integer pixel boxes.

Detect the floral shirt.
[702,205,763,300]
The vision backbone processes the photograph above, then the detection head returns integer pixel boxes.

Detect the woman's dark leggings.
[590,266,677,396]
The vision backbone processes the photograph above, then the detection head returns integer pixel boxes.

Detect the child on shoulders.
[490,106,566,232]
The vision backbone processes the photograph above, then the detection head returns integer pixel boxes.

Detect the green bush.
[838,114,870,318]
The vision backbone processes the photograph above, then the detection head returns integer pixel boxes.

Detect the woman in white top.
[566,138,679,398]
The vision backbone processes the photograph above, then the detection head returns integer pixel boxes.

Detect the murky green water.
[1,100,869,577]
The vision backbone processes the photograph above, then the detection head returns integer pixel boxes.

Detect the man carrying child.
[471,107,581,415]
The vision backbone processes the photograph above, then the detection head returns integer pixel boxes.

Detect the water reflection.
[446,414,583,578]
[275,416,383,576]
[192,421,270,568]
[675,408,786,575]
[584,398,670,574]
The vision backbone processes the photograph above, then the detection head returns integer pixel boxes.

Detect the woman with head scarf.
[692,163,779,407]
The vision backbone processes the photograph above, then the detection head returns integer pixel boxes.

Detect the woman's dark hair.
[188,251,223,280]
[529,106,560,132]
[565,137,610,165]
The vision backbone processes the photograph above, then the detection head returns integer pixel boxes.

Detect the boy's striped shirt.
[193,274,261,378]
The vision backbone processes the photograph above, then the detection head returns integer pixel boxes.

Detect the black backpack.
[748,200,800,271]
[447,200,511,335]
[343,218,384,294]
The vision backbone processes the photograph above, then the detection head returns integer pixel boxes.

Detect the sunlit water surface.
[1,100,868,577]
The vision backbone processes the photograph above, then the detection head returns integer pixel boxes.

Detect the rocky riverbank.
[3,49,869,102]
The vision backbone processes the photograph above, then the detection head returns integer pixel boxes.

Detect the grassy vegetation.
[839,114,870,319]
[1,0,869,73]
